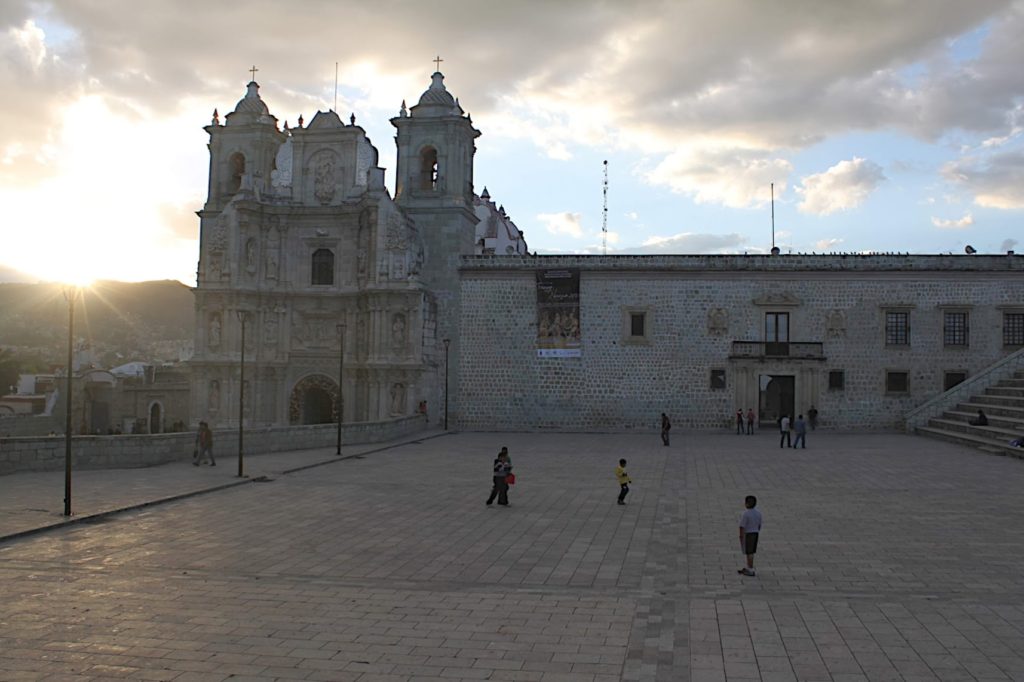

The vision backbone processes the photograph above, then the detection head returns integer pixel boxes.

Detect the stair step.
[955,402,1024,420]
[927,418,1023,439]
[972,395,1024,408]
[986,386,1024,397]
[915,426,1024,459]
[942,410,1024,429]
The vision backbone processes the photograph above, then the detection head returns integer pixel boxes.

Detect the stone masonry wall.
[457,255,1023,432]
[0,415,427,475]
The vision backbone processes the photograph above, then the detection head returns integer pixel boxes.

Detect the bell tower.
[203,79,286,211]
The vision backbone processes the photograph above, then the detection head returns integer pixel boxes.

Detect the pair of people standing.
[778,414,808,448]
[738,408,756,434]
[486,447,513,506]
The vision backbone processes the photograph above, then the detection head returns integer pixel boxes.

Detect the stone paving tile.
[2,432,1024,680]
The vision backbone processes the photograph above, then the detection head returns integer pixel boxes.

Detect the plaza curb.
[0,430,455,546]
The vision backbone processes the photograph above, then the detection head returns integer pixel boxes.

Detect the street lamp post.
[63,287,79,516]
[237,311,247,478]
[336,323,345,455]
[442,338,450,431]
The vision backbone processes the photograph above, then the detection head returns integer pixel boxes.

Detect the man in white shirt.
[779,415,791,448]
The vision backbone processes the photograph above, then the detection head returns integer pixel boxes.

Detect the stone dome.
[233,81,270,115]
[411,72,462,117]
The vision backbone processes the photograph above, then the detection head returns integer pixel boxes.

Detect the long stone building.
[190,71,1023,432]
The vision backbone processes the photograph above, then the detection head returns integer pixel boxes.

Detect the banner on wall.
[536,269,581,357]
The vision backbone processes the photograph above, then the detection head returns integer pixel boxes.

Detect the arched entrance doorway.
[149,402,162,434]
[289,374,340,425]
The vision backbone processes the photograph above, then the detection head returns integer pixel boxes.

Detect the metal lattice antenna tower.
[602,160,609,255]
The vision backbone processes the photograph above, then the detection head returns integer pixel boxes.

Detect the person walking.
[793,414,807,449]
[745,408,755,435]
[660,413,671,446]
[486,450,511,506]
[779,414,791,448]
[737,495,763,577]
[807,405,819,430]
[193,421,215,466]
[616,458,632,505]
[735,409,744,435]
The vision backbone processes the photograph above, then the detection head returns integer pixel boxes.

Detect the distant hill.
[0,280,194,358]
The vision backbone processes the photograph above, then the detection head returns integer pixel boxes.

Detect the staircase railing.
[904,346,1024,432]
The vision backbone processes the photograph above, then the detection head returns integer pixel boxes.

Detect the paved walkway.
[1,430,1023,681]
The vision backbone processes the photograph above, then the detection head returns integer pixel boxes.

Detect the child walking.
[738,495,763,577]
[616,458,632,505]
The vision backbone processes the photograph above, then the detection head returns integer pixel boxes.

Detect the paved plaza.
[2,430,1024,681]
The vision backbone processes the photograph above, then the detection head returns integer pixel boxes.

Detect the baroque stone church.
[191,71,526,428]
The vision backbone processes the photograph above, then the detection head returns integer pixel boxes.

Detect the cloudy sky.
[2,0,1023,285]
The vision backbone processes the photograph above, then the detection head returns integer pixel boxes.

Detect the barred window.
[828,370,845,390]
[943,312,968,346]
[630,312,646,337]
[886,371,909,393]
[1005,313,1024,346]
[885,311,909,345]
[944,372,966,391]
[710,369,726,390]
[311,248,334,285]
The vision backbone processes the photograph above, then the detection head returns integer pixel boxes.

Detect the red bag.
[506,472,516,485]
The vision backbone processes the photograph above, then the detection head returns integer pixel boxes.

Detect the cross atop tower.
[433,55,443,72]
[248,65,259,82]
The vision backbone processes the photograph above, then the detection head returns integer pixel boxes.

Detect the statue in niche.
[312,151,337,204]
[391,313,407,348]
[390,383,405,416]
[827,309,846,338]
[265,224,280,280]
[264,315,279,347]
[245,238,258,274]
[708,308,728,336]
[392,254,406,280]
[209,380,220,412]
[208,313,222,349]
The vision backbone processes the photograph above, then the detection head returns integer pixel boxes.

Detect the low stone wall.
[0,415,427,475]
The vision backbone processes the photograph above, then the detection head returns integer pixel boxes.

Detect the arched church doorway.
[759,374,794,424]
[149,402,162,434]
[288,374,340,425]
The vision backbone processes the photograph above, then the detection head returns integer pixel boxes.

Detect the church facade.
[190,71,1022,433]
[191,72,525,428]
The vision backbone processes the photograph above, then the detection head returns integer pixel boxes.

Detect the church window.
[885,370,909,394]
[228,152,246,194]
[884,311,910,346]
[944,371,966,391]
[419,147,438,190]
[943,312,968,347]
[311,248,334,285]
[1004,312,1024,346]
[710,369,727,390]
[828,370,845,390]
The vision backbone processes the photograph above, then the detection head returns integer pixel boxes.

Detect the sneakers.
[738,568,756,577]
[617,500,626,505]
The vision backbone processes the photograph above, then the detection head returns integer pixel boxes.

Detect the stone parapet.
[0,415,427,475]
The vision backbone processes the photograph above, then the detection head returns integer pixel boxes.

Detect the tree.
[0,348,20,395]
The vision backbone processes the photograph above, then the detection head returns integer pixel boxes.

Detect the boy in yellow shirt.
[616,458,632,505]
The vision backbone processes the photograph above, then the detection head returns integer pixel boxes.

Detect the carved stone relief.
[827,309,846,338]
[208,312,222,349]
[265,222,281,280]
[708,308,728,336]
[311,150,338,205]
[390,382,406,416]
[384,213,408,250]
[208,379,220,412]
[391,313,407,353]
[245,238,258,275]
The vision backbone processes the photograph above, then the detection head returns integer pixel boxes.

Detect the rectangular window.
[943,312,968,346]
[630,312,646,337]
[944,372,966,391]
[710,369,726,390]
[885,311,910,346]
[828,370,845,390]
[886,371,909,394]
[1005,313,1024,346]
[764,312,790,356]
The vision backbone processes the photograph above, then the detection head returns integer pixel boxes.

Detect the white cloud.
[646,144,792,208]
[931,213,974,229]
[797,157,886,215]
[942,149,1024,209]
[537,211,585,238]
[815,238,844,250]
[623,232,749,254]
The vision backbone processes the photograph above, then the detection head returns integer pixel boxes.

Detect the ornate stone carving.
[263,315,279,348]
[265,221,281,280]
[708,308,728,336]
[752,291,802,307]
[293,314,333,349]
[245,238,258,274]
[391,312,407,352]
[827,309,846,338]
[390,382,406,416]
[288,374,339,424]
[311,150,337,204]
[384,213,407,250]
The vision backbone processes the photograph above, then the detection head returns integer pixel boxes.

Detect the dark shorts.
[744,532,759,555]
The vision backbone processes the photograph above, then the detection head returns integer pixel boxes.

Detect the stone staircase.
[915,369,1024,458]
